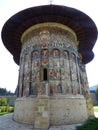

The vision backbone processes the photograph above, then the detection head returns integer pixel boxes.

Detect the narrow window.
[43,68,47,81]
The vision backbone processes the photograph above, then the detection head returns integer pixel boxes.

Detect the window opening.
[43,68,47,81]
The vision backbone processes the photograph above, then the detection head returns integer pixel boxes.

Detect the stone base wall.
[13,97,35,124]
[13,95,88,128]
[50,95,88,125]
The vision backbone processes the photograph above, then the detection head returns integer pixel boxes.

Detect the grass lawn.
[76,106,98,130]
[0,112,10,116]
[76,118,98,130]
[94,106,98,112]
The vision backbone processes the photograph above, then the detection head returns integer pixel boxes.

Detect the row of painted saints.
[22,29,77,55]
[18,49,83,96]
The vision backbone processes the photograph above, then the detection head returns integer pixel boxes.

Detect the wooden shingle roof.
[1,5,98,65]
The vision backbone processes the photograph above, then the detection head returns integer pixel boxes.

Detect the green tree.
[0,87,14,96]
[0,88,7,95]
[95,86,98,100]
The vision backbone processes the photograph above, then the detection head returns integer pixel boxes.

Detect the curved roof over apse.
[1,5,98,65]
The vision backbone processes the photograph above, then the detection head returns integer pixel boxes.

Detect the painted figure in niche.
[49,50,53,56]
[24,72,29,82]
[66,33,71,44]
[65,72,70,79]
[32,73,36,81]
[32,62,35,70]
[19,84,24,97]
[54,81,62,94]
[25,53,29,62]
[64,50,68,57]
[39,30,50,40]
[61,69,65,79]
[49,42,53,48]
[38,84,46,95]
[56,34,60,41]
[49,57,53,67]
[32,51,39,59]
[72,73,77,81]
[36,70,40,81]
[62,81,70,94]
[49,85,53,96]
[49,82,54,96]
[24,61,30,75]
[42,59,48,65]
[53,42,56,47]
[33,43,38,50]
[80,72,87,88]
[33,35,38,43]
[24,63,29,74]
[51,33,55,40]
[62,42,65,48]
[33,59,40,67]
[53,69,60,79]
[65,82,71,94]
[53,49,60,57]
[53,59,59,67]
[73,81,78,95]
[42,49,48,59]
[70,60,77,73]
[24,88,29,97]
[69,53,75,60]
[53,41,56,47]
[32,69,40,81]
[64,59,69,70]
[62,81,66,94]
[38,42,41,48]
[59,42,63,47]
[60,58,65,68]
[42,42,47,48]
[32,83,38,95]
[49,69,54,79]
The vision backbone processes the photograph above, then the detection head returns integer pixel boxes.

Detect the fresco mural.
[79,64,90,98]
[18,26,87,97]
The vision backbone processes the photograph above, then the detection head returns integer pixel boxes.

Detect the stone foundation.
[13,95,88,128]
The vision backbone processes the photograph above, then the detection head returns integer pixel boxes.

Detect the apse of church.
[18,23,88,98]
[2,4,97,127]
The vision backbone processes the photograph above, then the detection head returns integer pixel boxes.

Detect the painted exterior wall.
[17,23,89,99]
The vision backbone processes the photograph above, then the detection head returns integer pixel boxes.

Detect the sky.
[0,0,98,92]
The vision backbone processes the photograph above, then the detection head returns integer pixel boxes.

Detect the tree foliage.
[95,86,98,100]
[0,88,14,96]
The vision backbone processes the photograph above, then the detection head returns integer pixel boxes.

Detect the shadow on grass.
[76,117,98,130]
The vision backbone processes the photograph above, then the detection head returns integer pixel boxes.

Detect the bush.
[7,106,14,112]
[0,97,9,106]
[0,106,6,112]
[0,106,14,113]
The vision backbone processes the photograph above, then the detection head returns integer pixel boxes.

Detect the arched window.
[43,68,48,81]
